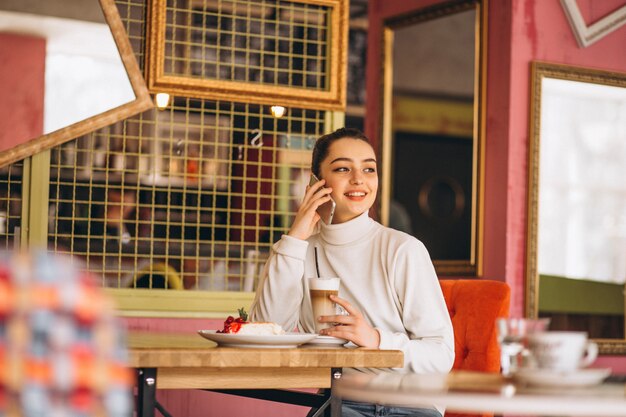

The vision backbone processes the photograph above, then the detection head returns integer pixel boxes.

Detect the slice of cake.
[217,307,285,335]
[236,322,284,335]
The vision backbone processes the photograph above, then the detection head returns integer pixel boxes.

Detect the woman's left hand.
[318,295,380,348]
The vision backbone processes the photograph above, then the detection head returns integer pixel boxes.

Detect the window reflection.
[0,10,134,137]
[538,78,626,284]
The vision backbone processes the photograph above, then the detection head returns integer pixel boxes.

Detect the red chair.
[439,279,511,417]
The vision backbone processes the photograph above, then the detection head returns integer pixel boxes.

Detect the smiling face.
[318,138,378,223]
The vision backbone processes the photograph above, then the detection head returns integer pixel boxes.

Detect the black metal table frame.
[136,367,343,417]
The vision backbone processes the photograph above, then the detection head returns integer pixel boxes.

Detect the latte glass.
[308,277,340,333]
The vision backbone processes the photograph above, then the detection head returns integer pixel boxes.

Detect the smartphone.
[309,174,336,225]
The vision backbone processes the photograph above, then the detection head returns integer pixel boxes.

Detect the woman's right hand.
[287,179,333,240]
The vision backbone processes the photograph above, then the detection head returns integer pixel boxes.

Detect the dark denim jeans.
[341,400,442,417]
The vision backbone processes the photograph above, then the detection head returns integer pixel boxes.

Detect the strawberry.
[217,308,249,333]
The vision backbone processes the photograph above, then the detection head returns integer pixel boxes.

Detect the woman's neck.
[319,211,373,246]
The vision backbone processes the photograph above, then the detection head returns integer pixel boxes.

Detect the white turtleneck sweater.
[250,211,454,374]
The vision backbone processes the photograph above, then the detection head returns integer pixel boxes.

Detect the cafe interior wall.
[1,1,625,416]
[125,2,626,416]
[366,0,626,378]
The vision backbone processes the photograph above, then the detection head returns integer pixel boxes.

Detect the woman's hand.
[287,179,333,241]
[318,295,381,348]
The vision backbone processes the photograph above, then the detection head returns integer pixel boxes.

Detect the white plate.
[197,330,317,348]
[513,367,611,387]
[305,335,348,346]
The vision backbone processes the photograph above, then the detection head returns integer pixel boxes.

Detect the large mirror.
[0,0,153,167]
[380,0,486,275]
[527,62,626,354]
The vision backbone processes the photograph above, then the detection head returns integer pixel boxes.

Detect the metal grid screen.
[117,0,148,68]
[164,0,329,90]
[0,163,23,250]
[0,0,330,294]
[48,98,324,291]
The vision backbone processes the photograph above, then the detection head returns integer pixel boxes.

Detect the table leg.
[138,366,344,416]
[329,368,342,417]
[137,368,157,417]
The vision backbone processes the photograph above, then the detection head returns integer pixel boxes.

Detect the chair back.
[439,279,510,417]
[440,279,510,372]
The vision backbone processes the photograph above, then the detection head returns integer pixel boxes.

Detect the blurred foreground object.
[0,251,133,416]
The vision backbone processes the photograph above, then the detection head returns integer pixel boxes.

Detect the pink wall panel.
[0,33,45,154]
[366,0,626,363]
[503,0,626,313]
[505,0,626,367]
[366,0,626,306]
[482,0,514,288]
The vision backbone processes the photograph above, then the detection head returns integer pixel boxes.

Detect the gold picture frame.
[527,61,626,354]
[379,0,488,276]
[144,0,348,111]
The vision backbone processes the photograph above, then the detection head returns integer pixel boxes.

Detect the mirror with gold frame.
[527,61,626,354]
[0,0,153,167]
[380,0,486,276]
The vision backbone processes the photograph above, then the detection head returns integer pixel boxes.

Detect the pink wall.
[500,0,626,316]
[366,0,626,305]
[501,0,626,368]
[0,33,45,154]
[366,0,626,364]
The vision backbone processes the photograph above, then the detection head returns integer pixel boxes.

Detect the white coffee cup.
[308,277,341,333]
[526,331,598,372]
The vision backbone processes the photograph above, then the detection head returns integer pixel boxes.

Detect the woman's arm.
[316,237,454,374]
[249,235,308,331]
[379,239,455,373]
[251,178,330,328]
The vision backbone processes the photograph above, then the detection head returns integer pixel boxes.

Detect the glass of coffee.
[308,277,341,333]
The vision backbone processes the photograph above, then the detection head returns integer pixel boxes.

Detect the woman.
[250,128,453,417]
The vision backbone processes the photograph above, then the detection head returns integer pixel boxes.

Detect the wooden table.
[334,370,626,416]
[128,332,404,417]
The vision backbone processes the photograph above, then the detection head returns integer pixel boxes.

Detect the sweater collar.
[319,211,374,246]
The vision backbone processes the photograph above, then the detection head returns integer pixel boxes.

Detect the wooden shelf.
[350,17,368,30]
[345,104,365,117]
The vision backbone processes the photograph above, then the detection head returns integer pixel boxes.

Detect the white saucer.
[513,367,611,387]
[305,335,348,346]
[197,330,316,348]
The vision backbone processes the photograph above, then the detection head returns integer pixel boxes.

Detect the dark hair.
[311,127,370,177]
